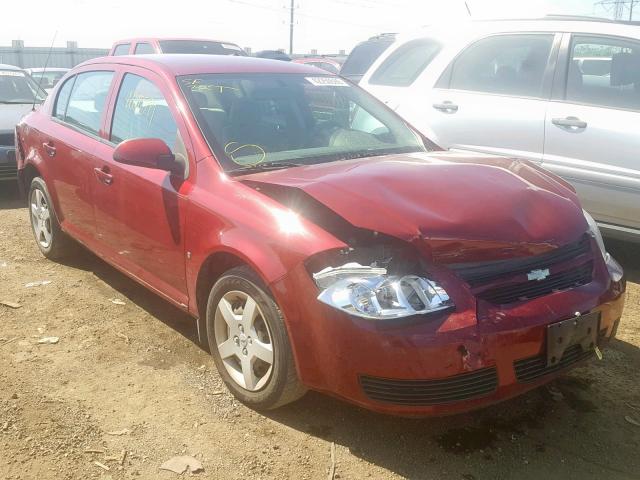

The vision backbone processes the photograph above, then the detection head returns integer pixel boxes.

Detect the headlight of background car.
[313,263,453,320]
[583,210,610,262]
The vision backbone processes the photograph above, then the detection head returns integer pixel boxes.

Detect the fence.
[0,40,109,69]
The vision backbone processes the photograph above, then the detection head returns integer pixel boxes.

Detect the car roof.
[398,17,640,43]
[113,37,238,45]
[27,67,69,72]
[0,64,24,71]
[78,54,326,76]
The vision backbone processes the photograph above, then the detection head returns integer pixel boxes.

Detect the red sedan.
[16,55,625,416]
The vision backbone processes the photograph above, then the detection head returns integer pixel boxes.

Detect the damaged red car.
[16,55,625,415]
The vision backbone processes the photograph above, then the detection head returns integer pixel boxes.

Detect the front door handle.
[552,116,587,129]
[42,141,56,157]
[94,166,113,186]
[432,101,459,113]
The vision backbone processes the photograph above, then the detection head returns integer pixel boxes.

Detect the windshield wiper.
[227,161,304,176]
[0,100,34,105]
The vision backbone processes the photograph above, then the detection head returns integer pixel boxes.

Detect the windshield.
[30,71,67,89]
[341,39,394,76]
[0,70,47,104]
[178,73,428,174]
[159,40,246,56]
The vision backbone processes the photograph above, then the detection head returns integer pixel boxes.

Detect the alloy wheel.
[30,188,52,249]
[214,290,274,391]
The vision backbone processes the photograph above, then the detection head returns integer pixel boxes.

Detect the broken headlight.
[583,210,609,262]
[313,263,453,320]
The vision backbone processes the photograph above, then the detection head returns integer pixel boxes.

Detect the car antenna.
[464,1,472,17]
[32,31,57,112]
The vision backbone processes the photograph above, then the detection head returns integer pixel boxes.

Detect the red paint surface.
[16,55,626,416]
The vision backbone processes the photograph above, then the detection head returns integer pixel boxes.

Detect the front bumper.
[0,145,17,182]
[272,254,625,416]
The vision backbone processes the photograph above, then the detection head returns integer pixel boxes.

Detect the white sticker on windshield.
[305,76,348,87]
[0,71,25,77]
[222,43,242,51]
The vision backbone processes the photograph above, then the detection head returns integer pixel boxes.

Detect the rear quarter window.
[369,39,441,87]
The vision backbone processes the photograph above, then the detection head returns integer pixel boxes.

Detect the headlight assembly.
[583,210,609,262]
[313,263,453,320]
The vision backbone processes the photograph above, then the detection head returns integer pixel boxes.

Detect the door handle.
[42,141,56,157]
[432,101,459,113]
[94,166,113,186]
[552,117,587,129]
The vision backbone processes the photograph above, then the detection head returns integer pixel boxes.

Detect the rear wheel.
[206,266,306,409]
[28,177,73,259]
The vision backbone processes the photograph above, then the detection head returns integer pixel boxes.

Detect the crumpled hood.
[0,103,33,132]
[240,151,588,262]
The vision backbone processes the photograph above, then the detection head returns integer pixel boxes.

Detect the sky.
[0,0,630,54]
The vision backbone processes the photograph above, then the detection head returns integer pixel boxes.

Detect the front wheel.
[28,177,74,259]
[206,266,306,410]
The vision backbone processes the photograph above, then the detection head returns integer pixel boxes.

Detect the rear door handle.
[42,141,56,157]
[432,101,458,113]
[552,117,587,129]
[94,166,113,186]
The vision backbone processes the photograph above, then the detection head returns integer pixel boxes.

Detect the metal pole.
[630,0,635,20]
[289,0,294,55]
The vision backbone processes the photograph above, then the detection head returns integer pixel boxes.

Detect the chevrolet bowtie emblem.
[527,268,550,281]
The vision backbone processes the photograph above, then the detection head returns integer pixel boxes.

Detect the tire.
[206,265,307,410]
[28,177,74,260]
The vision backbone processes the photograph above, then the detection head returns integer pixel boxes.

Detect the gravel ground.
[1,184,639,480]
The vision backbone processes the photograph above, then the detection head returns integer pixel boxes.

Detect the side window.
[369,39,441,86]
[110,74,180,152]
[567,36,640,110]
[65,71,114,134]
[449,34,554,98]
[53,76,76,119]
[112,44,130,56]
[134,42,154,54]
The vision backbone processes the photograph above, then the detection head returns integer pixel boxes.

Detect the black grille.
[0,133,14,146]
[360,367,498,406]
[477,261,593,305]
[453,235,591,287]
[514,344,592,383]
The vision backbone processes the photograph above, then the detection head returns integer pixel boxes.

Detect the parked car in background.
[292,56,343,73]
[26,68,70,92]
[16,54,625,416]
[109,37,246,56]
[341,33,396,83]
[0,64,46,183]
[255,50,291,61]
[359,16,640,241]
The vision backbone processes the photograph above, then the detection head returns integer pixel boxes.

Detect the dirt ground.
[1,183,639,480]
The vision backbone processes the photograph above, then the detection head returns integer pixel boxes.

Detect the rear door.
[92,67,193,306]
[426,33,560,163]
[41,69,115,242]
[543,33,640,232]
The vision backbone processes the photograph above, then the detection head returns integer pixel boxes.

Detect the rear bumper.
[273,254,626,416]
[0,145,17,182]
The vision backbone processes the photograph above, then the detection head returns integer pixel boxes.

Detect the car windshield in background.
[31,71,66,86]
[0,70,46,104]
[341,39,394,77]
[159,40,246,56]
[179,73,427,174]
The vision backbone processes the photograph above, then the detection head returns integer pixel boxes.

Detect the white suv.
[360,17,640,241]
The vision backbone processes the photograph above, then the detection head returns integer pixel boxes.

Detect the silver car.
[359,16,640,241]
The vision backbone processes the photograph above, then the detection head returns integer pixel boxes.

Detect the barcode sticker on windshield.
[305,76,348,87]
[0,71,25,77]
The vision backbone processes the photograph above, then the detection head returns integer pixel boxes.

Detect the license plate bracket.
[546,311,600,367]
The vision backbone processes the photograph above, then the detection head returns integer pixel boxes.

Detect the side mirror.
[113,138,181,175]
